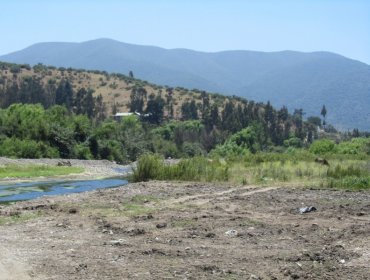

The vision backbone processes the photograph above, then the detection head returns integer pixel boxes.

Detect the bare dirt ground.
[0,182,369,280]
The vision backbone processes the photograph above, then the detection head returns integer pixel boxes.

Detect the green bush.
[152,138,179,158]
[283,137,303,148]
[309,139,335,154]
[210,141,249,160]
[336,138,370,155]
[182,142,204,157]
[73,143,93,160]
[0,138,59,158]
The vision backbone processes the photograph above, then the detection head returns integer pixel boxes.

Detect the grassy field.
[0,164,84,179]
[229,159,369,189]
[133,153,370,190]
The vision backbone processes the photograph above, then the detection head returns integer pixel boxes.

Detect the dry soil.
[0,181,369,280]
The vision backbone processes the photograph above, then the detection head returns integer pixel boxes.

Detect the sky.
[1,0,369,64]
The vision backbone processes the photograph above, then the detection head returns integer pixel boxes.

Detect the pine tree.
[145,94,165,124]
[321,105,327,126]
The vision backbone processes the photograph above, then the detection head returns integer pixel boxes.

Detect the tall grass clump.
[131,154,163,182]
[325,163,370,190]
[326,176,370,190]
[132,154,228,182]
[327,164,365,179]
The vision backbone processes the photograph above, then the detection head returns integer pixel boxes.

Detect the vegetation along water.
[0,61,369,191]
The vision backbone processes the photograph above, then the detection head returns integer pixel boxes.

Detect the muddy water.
[0,178,128,202]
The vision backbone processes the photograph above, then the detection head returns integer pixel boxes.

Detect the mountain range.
[1,38,369,130]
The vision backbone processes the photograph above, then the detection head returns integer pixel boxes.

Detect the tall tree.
[181,100,198,120]
[55,80,73,110]
[321,105,327,126]
[145,94,165,124]
[129,87,146,113]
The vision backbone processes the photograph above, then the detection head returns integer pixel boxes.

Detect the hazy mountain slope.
[1,38,369,130]
[241,53,370,130]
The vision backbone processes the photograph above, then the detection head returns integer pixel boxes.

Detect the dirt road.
[0,182,369,279]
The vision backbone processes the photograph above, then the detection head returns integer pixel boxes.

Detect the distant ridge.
[1,38,370,130]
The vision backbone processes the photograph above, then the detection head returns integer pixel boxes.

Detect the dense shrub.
[283,137,303,148]
[210,141,248,160]
[182,142,204,157]
[0,138,59,158]
[336,138,370,155]
[309,139,335,154]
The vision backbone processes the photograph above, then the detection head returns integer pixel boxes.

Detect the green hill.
[1,39,370,130]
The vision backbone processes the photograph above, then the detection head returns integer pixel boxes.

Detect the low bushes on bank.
[132,154,228,182]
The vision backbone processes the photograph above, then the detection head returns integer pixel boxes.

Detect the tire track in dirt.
[170,185,279,206]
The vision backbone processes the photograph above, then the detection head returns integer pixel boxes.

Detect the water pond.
[0,178,128,203]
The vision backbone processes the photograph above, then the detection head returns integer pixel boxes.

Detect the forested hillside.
[1,38,369,130]
[0,61,328,162]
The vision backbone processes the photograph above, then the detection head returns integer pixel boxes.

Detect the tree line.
[0,76,106,121]
[1,61,367,162]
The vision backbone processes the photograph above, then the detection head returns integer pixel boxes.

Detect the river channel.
[0,178,128,202]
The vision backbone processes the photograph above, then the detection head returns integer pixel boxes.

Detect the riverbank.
[0,181,369,279]
[0,157,132,183]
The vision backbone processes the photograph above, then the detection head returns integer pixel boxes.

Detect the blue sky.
[1,0,369,64]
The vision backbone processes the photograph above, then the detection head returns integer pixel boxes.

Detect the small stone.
[110,239,125,246]
[225,229,238,237]
[205,232,216,238]
[156,222,167,229]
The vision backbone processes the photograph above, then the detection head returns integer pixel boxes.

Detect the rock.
[156,222,167,229]
[127,228,146,236]
[225,229,238,237]
[205,232,216,238]
[109,239,125,246]
[68,208,78,214]
[75,263,87,272]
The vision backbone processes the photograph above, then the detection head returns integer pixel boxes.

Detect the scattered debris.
[299,206,317,214]
[225,229,238,237]
[57,160,72,166]
[126,228,146,236]
[109,239,125,246]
